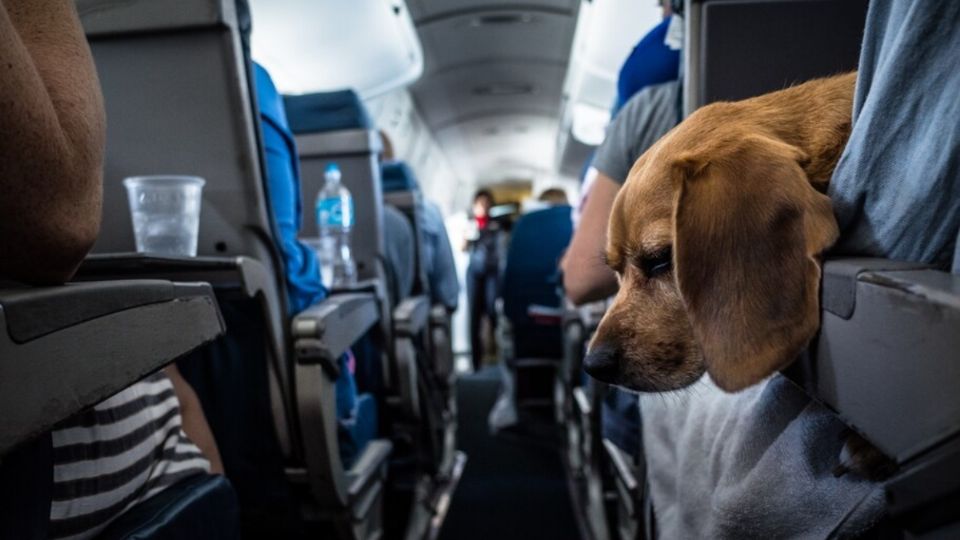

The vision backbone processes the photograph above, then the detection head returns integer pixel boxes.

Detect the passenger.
[537,188,569,206]
[829,1,960,266]
[421,199,460,312]
[561,0,678,305]
[383,206,416,305]
[464,189,502,372]
[0,1,222,538]
[253,63,368,465]
[376,132,417,306]
[562,2,681,460]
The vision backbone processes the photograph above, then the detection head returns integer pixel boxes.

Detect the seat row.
[1,0,460,538]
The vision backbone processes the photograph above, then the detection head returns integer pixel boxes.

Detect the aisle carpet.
[438,367,580,540]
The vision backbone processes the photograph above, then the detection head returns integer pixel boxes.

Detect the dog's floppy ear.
[672,136,838,391]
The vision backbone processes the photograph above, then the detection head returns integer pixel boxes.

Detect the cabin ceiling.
[405,0,581,187]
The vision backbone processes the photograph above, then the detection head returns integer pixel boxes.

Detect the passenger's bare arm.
[561,172,620,305]
[166,365,224,475]
[0,0,105,284]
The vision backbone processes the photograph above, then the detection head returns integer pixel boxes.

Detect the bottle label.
[316,197,354,228]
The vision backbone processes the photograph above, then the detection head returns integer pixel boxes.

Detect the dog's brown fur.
[586,72,856,393]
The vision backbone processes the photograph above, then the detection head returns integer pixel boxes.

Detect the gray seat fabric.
[383,205,415,307]
[684,0,868,116]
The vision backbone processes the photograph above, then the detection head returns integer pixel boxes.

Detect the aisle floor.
[438,366,581,540]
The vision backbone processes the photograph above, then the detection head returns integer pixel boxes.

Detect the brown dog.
[585,72,856,393]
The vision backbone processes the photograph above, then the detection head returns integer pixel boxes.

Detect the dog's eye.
[641,248,672,278]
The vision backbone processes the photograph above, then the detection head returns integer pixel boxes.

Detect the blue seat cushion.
[613,15,680,113]
[381,160,420,193]
[283,90,373,134]
[97,474,239,540]
[338,393,378,469]
[502,206,573,358]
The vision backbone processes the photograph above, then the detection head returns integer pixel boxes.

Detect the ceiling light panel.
[250,0,423,97]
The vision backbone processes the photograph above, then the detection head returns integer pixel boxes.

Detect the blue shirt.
[613,16,680,114]
[253,64,357,421]
[253,64,327,315]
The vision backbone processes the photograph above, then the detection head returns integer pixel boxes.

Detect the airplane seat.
[283,89,406,419]
[283,90,386,286]
[380,160,460,479]
[613,15,680,113]
[253,62,379,469]
[285,90,459,537]
[499,205,573,404]
[72,1,391,537]
[381,161,457,379]
[681,0,868,117]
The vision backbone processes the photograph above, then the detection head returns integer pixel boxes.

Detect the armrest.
[76,253,272,298]
[330,278,387,302]
[293,293,380,372]
[573,386,592,417]
[785,257,960,464]
[0,280,224,457]
[602,439,639,494]
[77,253,296,460]
[393,295,430,337]
[429,304,451,326]
[346,439,392,517]
[564,301,607,333]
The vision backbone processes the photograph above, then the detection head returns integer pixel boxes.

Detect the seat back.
[285,92,386,283]
[78,0,295,428]
[683,0,868,116]
[77,0,309,526]
[79,0,280,272]
[502,206,573,359]
[381,161,429,297]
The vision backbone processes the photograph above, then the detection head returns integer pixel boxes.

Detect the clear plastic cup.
[123,175,205,256]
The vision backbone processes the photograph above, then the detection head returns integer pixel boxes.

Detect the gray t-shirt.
[593,81,681,184]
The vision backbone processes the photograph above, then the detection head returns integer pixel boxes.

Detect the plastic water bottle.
[315,163,357,288]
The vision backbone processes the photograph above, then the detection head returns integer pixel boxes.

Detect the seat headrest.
[614,15,680,111]
[381,161,420,193]
[283,90,373,134]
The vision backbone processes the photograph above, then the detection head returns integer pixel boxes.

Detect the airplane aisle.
[439,367,582,540]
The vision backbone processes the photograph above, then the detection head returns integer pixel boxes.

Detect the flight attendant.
[465,189,501,372]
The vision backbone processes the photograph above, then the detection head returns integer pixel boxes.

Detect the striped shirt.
[49,372,210,540]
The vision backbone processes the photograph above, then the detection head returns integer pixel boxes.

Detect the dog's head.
[585,111,839,392]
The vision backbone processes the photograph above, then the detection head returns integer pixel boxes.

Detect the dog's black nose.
[584,344,621,384]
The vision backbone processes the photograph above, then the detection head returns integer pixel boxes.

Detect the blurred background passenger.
[537,188,569,206]
[422,198,460,312]
[464,189,501,371]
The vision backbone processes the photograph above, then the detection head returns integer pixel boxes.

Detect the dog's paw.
[833,431,898,481]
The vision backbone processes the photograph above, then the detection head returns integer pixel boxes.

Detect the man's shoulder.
[619,80,681,119]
